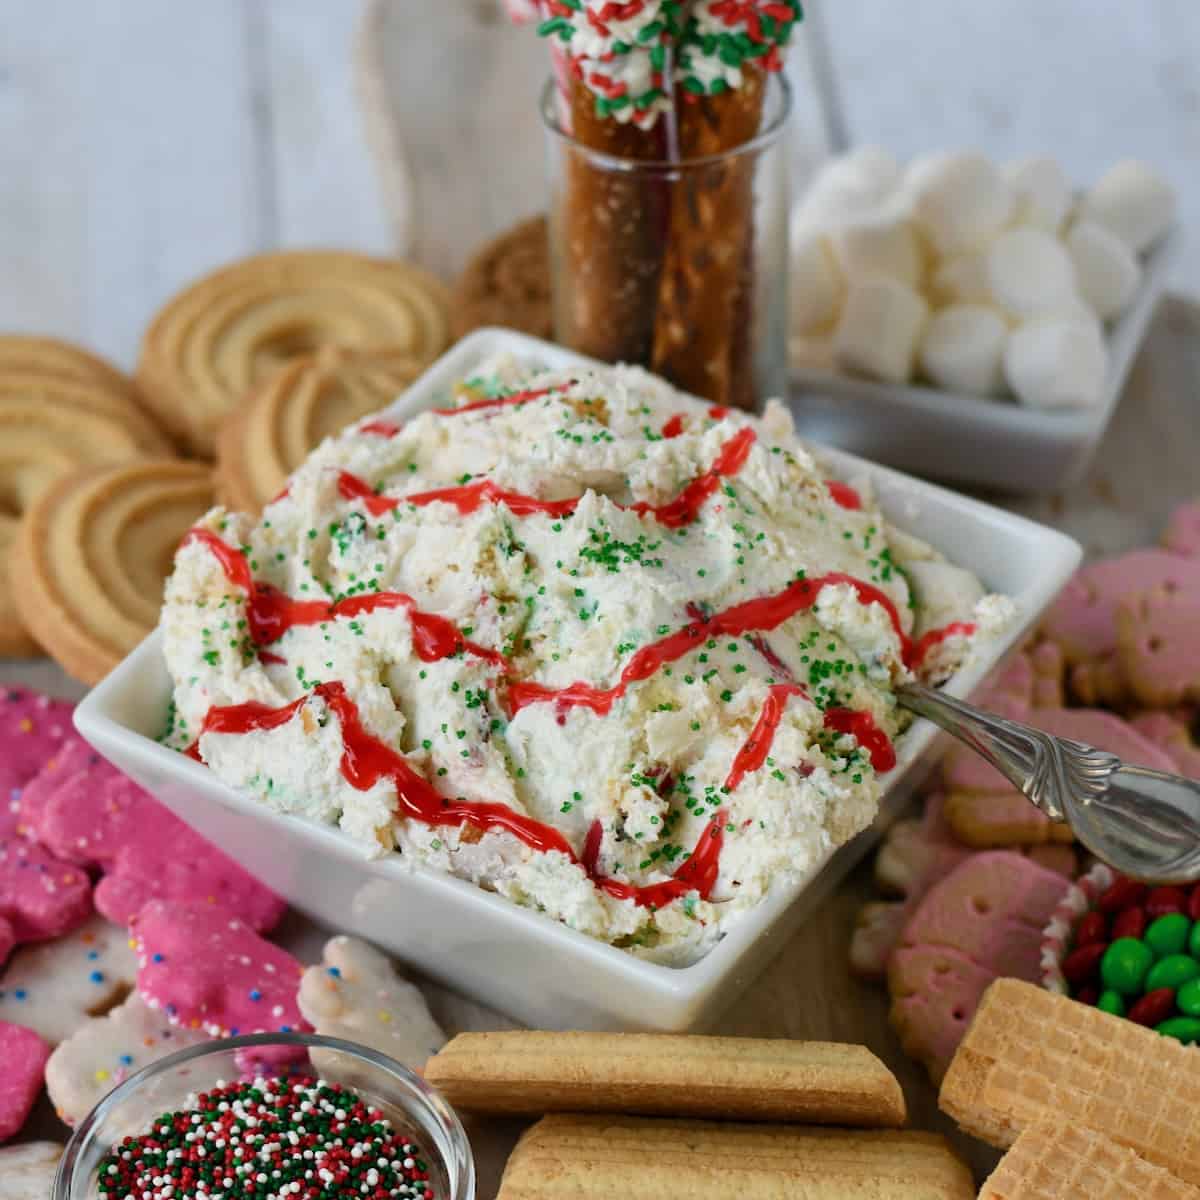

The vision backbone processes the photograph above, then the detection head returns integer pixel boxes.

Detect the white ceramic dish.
[787,228,1179,494]
[76,328,1081,1033]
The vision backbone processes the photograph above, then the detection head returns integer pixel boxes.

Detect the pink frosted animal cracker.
[1131,711,1200,779]
[16,736,114,838]
[45,992,207,1125]
[888,851,1069,1083]
[0,1021,50,1142]
[1116,586,1200,708]
[26,765,284,932]
[298,936,446,1069]
[131,900,308,1038]
[0,915,137,1046]
[0,837,91,961]
[1163,499,1200,558]
[0,687,75,838]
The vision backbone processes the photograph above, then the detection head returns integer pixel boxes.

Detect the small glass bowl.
[53,1032,475,1200]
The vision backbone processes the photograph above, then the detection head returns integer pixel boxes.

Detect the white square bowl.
[75,329,1082,1033]
[788,228,1179,494]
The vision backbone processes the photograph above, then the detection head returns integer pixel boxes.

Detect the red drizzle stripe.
[661,413,686,439]
[826,481,862,511]
[909,621,977,671]
[360,420,402,438]
[432,384,561,416]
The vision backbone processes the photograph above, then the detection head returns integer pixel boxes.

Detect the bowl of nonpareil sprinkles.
[52,1033,475,1200]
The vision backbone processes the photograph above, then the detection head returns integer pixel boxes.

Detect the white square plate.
[76,329,1082,1032]
[788,229,1179,494]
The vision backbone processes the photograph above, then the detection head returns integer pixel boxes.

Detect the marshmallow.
[908,152,1015,257]
[833,278,929,385]
[1003,156,1072,234]
[816,146,902,207]
[789,335,835,372]
[1004,318,1108,410]
[1066,219,1142,321]
[930,253,993,306]
[789,229,845,334]
[1078,160,1176,253]
[829,215,923,289]
[918,305,1008,397]
[986,228,1078,319]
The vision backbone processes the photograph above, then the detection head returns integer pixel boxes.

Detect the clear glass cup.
[542,74,792,411]
[53,1033,475,1200]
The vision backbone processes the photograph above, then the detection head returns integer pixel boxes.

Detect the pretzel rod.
[650,65,766,408]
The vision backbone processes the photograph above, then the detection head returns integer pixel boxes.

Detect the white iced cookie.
[829,214,923,289]
[986,228,1078,319]
[930,252,992,306]
[1003,156,1072,234]
[44,992,208,1125]
[0,1141,64,1199]
[833,278,928,384]
[918,305,1008,397]
[1066,219,1142,321]
[908,152,1014,257]
[298,936,446,1069]
[1004,318,1108,410]
[1078,160,1176,253]
[0,915,137,1045]
[789,229,844,334]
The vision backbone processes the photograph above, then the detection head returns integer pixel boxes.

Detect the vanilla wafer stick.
[940,978,1200,1187]
[980,1120,1200,1200]
[497,1114,975,1200]
[426,1031,906,1124]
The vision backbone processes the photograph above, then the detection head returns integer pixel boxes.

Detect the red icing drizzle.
[335,426,757,531]
[661,413,686,439]
[180,529,504,667]
[823,708,896,773]
[432,384,561,417]
[909,621,977,671]
[360,420,402,438]
[825,481,862,511]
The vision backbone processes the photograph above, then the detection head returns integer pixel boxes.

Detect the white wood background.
[0,2,1198,1191]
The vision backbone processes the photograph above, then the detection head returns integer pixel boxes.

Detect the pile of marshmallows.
[789,150,1177,409]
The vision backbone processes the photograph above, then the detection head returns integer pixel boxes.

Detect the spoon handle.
[896,682,1120,822]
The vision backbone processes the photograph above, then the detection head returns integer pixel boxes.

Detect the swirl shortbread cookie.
[12,460,212,684]
[0,338,166,656]
[163,358,1012,963]
[215,347,425,514]
[138,250,453,457]
[453,215,552,341]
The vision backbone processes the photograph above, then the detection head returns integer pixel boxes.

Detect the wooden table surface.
[2,2,1199,1193]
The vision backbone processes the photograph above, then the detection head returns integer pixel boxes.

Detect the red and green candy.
[1062,876,1200,1043]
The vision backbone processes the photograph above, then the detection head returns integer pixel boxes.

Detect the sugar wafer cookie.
[498,1115,974,1200]
[138,250,452,456]
[980,1120,1200,1200]
[215,347,423,513]
[939,978,1200,1186]
[424,1031,905,1125]
[11,460,212,684]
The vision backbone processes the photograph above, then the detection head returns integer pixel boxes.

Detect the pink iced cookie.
[28,768,284,932]
[0,687,75,838]
[131,900,308,1037]
[1163,499,1200,558]
[1117,586,1200,708]
[0,1021,50,1142]
[1042,549,1200,664]
[1131,711,1200,780]
[888,851,1069,1083]
[0,837,91,945]
[16,735,114,839]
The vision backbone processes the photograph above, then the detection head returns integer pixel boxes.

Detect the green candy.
[1144,912,1192,958]
[1156,1016,1200,1044]
[1178,978,1200,1018]
[1100,937,1155,995]
[1146,953,1200,993]
[1096,989,1126,1018]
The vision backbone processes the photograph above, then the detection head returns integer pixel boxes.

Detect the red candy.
[1127,987,1176,1027]
[1097,878,1147,913]
[1112,906,1147,940]
[1074,984,1100,1007]
[1145,886,1187,918]
[1073,911,1109,947]
[1062,942,1107,986]
[1189,885,1200,922]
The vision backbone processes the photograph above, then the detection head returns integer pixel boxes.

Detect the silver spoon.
[898,682,1200,883]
